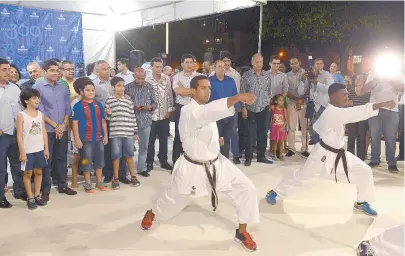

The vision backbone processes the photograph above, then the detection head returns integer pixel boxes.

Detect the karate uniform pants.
[370,224,404,256]
[152,164,260,225]
[274,146,375,203]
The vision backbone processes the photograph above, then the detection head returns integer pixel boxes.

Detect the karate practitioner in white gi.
[141,75,260,252]
[358,224,404,256]
[265,83,396,216]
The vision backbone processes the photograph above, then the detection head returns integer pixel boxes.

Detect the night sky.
[115,1,404,68]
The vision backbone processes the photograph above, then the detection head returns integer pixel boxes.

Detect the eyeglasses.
[63,68,75,71]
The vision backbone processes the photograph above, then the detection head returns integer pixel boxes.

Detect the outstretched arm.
[334,101,395,125]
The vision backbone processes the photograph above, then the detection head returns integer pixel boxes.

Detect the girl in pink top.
[270,94,288,161]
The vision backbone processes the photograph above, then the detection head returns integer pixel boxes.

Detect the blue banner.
[0,4,84,79]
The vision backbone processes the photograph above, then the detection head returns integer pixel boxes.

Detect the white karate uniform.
[370,224,404,256]
[152,98,260,225]
[275,103,378,202]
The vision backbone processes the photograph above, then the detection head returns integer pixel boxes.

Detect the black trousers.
[242,107,269,159]
[347,120,368,161]
[147,118,170,164]
[399,105,404,158]
[172,103,184,164]
[217,115,237,159]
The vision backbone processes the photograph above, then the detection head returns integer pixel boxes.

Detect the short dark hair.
[10,64,21,80]
[50,58,61,63]
[314,57,324,63]
[220,51,231,60]
[110,76,125,87]
[86,62,95,76]
[62,60,74,66]
[42,60,59,71]
[0,58,10,65]
[150,57,163,67]
[181,54,194,63]
[270,55,280,63]
[119,58,129,66]
[190,75,208,89]
[272,94,284,105]
[20,88,40,108]
[73,77,94,94]
[328,83,346,96]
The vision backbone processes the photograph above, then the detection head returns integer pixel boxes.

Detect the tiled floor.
[1,132,403,256]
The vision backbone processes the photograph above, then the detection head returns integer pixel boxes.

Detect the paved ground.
[1,130,403,256]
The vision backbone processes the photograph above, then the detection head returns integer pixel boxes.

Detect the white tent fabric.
[1,0,265,66]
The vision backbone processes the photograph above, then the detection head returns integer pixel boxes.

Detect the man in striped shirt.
[105,77,140,189]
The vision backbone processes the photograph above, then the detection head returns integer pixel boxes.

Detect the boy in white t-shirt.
[16,88,49,210]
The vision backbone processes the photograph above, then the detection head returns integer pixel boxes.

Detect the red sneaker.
[141,210,155,230]
[234,229,257,252]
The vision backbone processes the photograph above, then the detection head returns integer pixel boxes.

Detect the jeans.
[172,104,184,164]
[110,137,134,159]
[230,112,240,158]
[310,106,325,144]
[79,141,105,171]
[369,109,399,166]
[137,126,151,173]
[147,118,170,164]
[0,134,24,199]
[244,107,269,159]
[42,131,68,193]
[103,121,127,181]
[347,120,368,161]
[217,115,237,159]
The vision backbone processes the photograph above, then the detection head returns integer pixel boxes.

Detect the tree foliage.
[260,2,390,52]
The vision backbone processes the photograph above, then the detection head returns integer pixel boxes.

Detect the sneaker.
[119,177,131,184]
[141,210,155,230]
[301,151,310,157]
[354,202,378,216]
[266,190,277,205]
[59,187,77,195]
[396,155,404,161]
[14,193,28,201]
[27,198,37,210]
[41,193,50,202]
[233,157,241,165]
[285,150,295,157]
[111,179,120,190]
[83,183,94,193]
[358,240,375,256]
[388,165,399,173]
[0,197,12,208]
[368,162,380,168]
[96,182,108,191]
[139,171,150,177]
[131,176,141,187]
[278,154,285,161]
[234,229,257,252]
[34,195,47,206]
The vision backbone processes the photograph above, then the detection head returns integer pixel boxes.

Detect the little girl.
[270,94,288,161]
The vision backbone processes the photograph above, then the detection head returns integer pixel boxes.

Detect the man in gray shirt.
[362,72,404,173]
[240,53,273,166]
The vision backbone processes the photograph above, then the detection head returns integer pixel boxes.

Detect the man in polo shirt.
[61,60,77,102]
[116,58,134,85]
[0,58,26,208]
[210,51,243,164]
[240,53,273,166]
[172,53,201,164]
[93,60,113,106]
[208,60,238,159]
[33,59,77,201]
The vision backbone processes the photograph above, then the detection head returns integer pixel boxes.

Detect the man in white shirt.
[140,75,259,252]
[362,72,404,173]
[171,53,201,164]
[308,58,334,144]
[116,58,134,85]
[266,83,396,217]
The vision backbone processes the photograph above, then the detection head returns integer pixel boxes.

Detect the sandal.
[83,183,94,193]
[96,182,108,191]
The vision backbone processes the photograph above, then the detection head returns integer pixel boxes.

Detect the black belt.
[183,153,219,211]
[319,140,350,183]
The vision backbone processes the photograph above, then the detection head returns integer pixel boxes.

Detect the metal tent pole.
[166,23,169,54]
[258,3,263,53]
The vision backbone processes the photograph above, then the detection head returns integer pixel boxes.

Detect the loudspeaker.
[129,50,145,71]
[157,53,169,66]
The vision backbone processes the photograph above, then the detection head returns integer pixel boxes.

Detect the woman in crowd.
[10,64,21,86]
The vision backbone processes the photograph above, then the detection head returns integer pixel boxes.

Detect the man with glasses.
[21,62,42,90]
[61,61,77,102]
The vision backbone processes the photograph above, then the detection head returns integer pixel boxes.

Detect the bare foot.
[71,183,79,189]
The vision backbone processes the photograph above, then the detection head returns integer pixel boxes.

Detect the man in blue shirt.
[0,58,26,208]
[208,60,238,159]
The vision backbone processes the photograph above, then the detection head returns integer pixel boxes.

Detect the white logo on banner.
[46,46,55,52]
[30,11,39,18]
[17,44,28,52]
[58,14,65,21]
[1,8,10,16]
[59,36,67,43]
[45,24,53,31]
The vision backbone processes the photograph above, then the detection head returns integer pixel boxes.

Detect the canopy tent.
[2,0,266,66]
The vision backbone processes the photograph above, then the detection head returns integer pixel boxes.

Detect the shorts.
[79,141,105,172]
[110,136,134,159]
[22,151,48,171]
